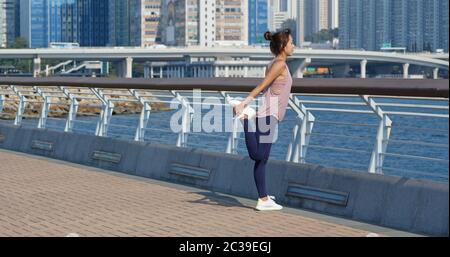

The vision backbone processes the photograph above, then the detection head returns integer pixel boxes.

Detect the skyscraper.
[20,0,48,48]
[79,0,109,46]
[215,0,248,45]
[159,0,198,47]
[0,0,15,48]
[21,0,109,48]
[297,0,338,43]
[128,0,162,47]
[441,0,449,52]
[108,0,131,46]
[268,0,288,31]
[248,0,269,45]
[339,0,449,52]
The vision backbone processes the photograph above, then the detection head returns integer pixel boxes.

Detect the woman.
[233,28,294,211]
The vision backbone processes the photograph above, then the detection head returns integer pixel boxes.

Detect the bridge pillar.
[122,57,133,78]
[144,66,149,78]
[244,66,248,77]
[33,57,41,77]
[433,68,439,79]
[403,63,410,79]
[294,58,311,78]
[360,59,368,79]
[225,66,229,77]
[287,58,311,78]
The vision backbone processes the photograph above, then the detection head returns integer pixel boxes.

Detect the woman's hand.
[233,102,246,117]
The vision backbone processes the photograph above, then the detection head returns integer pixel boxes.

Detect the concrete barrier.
[0,123,448,236]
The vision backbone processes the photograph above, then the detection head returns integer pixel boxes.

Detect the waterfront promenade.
[0,148,418,237]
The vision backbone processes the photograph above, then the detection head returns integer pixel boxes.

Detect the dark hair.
[264,28,291,56]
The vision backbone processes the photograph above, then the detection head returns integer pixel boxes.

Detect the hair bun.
[264,31,272,41]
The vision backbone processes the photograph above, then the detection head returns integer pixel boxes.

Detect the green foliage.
[305,28,339,43]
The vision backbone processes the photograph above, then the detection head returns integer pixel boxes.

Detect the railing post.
[220,92,241,154]
[90,88,112,137]
[60,86,79,133]
[170,90,194,147]
[286,94,315,163]
[11,85,26,126]
[0,93,4,114]
[34,86,49,129]
[129,89,152,142]
[361,95,393,174]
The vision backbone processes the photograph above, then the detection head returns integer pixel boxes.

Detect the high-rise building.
[21,0,109,48]
[297,0,338,43]
[267,0,286,31]
[20,0,48,48]
[79,0,108,46]
[158,0,247,47]
[328,0,339,29]
[158,0,198,47]
[109,0,131,46]
[248,0,268,45]
[215,0,248,45]
[441,0,449,52]
[47,0,79,44]
[0,0,15,48]
[339,0,449,52]
[199,0,215,47]
[128,0,162,47]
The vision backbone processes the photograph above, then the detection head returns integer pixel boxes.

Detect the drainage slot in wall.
[286,184,349,206]
[169,163,211,181]
[31,140,54,152]
[92,151,122,164]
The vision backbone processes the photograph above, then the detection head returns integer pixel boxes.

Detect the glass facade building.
[339,0,449,52]
[248,0,268,45]
[108,0,131,46]
[20,0,108,48]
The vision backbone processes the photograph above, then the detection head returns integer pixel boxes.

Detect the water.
[5,96,449,183]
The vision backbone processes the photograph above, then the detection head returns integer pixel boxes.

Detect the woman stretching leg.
[233,29,295,211]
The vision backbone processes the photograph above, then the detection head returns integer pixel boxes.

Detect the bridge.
[0,47,448,79]
[0,76,448,237]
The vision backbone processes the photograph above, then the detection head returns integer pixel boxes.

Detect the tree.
[305,28,338,43]
[280,19,298,45]
[4,38,31,73]
[10,37,28,49]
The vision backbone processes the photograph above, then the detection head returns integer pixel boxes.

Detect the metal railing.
[0,77,448,182]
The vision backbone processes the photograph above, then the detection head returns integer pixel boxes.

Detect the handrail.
[0,77,448,98]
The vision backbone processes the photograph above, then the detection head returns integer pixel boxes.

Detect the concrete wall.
[0,123,448,236]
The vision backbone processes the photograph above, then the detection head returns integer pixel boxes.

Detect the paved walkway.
[0,149,418,237]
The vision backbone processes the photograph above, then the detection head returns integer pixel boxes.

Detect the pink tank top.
[256,59,293,122]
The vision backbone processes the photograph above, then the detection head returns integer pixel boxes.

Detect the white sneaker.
[228,99,256,120]
[255,197,283,211]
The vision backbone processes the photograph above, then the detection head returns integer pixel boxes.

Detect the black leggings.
[243,115,278,199]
